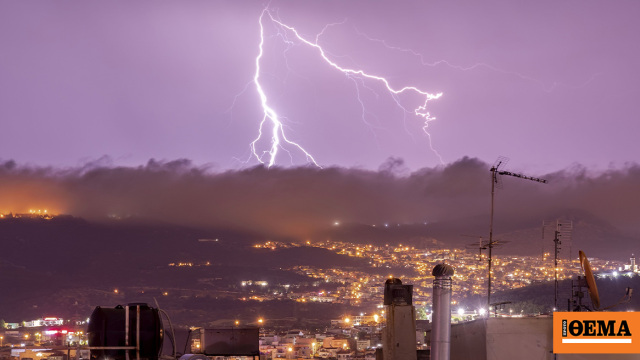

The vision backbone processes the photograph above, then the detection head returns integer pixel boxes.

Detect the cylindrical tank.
[431,263,454,360]
[88,303,163,360]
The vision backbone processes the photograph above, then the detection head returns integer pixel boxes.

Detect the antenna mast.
[543,220,573,310]
[554,230,561,310]
[487,158,547,310]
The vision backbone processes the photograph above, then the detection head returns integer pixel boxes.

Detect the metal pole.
[554,230,560,310]
[136,305,140,360]
[570,279,574,312]
[125,306,130,360]
[578,276,584,310]
[488,167,497,309]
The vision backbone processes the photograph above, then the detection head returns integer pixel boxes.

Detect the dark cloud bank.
[0,157,639,243]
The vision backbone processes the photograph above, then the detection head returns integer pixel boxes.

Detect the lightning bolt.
[249,8,443,168]
[353,27,601,93]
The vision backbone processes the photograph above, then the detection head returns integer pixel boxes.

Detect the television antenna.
[487,157,547,309]
[462,234,485,260]
[463,234,510,262]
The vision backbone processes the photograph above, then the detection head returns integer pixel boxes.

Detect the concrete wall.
[485,317,551,360]
[449,318,487,360]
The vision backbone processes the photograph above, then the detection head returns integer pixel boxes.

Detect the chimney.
[382,278,417,360]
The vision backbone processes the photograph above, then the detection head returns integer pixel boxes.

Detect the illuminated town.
[262,240,623,308]
[0,240,633,360]
[0,214,634,360]
[0,210,56,220]
[167,239,625,312]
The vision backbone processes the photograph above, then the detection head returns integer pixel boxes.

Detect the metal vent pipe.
[431,263,454,360]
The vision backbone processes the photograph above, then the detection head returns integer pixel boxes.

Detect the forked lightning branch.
[249,8,443,168]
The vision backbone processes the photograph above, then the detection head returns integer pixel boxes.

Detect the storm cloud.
[0,157,638,239]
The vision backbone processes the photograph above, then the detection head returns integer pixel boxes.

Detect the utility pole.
[554,230,561,310]
[543,220,573,310]
[488,159,547,310]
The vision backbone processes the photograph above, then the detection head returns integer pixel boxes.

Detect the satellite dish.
[579,250,601,309]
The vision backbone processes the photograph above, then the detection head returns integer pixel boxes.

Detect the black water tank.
[88,303,163,360]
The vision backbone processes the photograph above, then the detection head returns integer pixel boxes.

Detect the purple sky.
[1,1,639,173]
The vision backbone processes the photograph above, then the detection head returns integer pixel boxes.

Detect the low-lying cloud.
[0,157,639,238]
